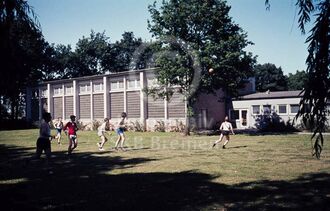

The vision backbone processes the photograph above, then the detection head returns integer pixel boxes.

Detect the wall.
[232,97,301,129]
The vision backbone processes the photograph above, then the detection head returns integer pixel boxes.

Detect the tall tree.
[69,31,109,77]
[0,0,46,119]
[100,32,144,72]
[286,70,308,91]
[266,0,330,158]
[254,63,287,92]
[148,0,255,135]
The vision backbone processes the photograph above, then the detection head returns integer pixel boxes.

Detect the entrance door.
[240,109,248,128]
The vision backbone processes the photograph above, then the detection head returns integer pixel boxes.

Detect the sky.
[28,0,312,75]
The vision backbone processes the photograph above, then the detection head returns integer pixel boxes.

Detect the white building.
[230,90,303,129]
[26,68,227,131]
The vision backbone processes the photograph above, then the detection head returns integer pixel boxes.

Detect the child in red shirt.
[63,115,79,155]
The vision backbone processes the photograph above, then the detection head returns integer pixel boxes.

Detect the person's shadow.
[0,144,329,210]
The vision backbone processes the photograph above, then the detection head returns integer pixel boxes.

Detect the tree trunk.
[184,100,190,136]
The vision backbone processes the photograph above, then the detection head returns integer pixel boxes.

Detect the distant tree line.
[254,63,308,92]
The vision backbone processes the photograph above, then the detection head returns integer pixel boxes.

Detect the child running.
[63,115,79,155]
[35,112,55,173]
[54,117,63,145]
[114,112,127,151]
[97,118,112,151]
[212,116,235,149]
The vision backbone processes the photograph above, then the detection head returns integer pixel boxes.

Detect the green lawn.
[0,129,329,210]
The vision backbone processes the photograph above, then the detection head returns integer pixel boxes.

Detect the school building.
[25,68,228,131]
[229,90,304,129]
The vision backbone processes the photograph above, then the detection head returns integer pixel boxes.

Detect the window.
[290,104,299,114]
[230,110,239,120]
[110,81,118,90]
[93,83,103,92]
[252,105,260,115]
[278,105,287,114]
[53,87,63,96]
[110,81,124,90]
[128,80,135,88]
[118,81,124,89]
[263,105,271,114]
[79,84,91,93]
[65,86,73,95]
[127,79,140,89]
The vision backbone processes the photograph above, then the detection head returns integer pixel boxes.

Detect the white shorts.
[69,135,77,141]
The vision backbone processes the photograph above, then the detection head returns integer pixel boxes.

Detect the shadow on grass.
[0,145,329,210]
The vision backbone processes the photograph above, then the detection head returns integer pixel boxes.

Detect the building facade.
[26,68,227,131]
[230,90,304,129]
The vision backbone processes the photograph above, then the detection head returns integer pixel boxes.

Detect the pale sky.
[28,0,311,75]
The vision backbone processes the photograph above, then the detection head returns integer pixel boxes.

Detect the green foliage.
[0,0,48,119]
[92,120,102,131]
[148,0,255,135]
[254,63,287,92]
[128,120,145,132]
[294,0,330,159]
[286,70,308,91]
[148,0,255,96]
[169,120,185,132]
[265,0,330,158]
[69,31,110,77]
[154,120,166,132]
[255,112,299,133]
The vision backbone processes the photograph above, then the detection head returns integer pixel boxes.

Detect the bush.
[76,120,88,131]
[92,120,102,131]
[154,120,166,132]
[169,120,185,132]
[255,113,299,133]
[128,120,145,132]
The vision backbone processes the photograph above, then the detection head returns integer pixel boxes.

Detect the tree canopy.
[254,63,287,92]
[286,70,308,91]
[266,0,330,158]
[0,0,48,119]
[147,0,255,134]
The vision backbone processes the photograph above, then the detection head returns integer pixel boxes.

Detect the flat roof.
[234,90,303,100]
[40,68,157,85]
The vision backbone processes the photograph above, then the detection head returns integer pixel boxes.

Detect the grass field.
[0,129,330,210]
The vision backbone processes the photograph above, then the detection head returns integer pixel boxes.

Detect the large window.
[79,84,91,93]
[128,80,135,88]
[53,87,63,96]
[252,105,260,115]
[290,104,299,114]
[127,79,140,89]
[93,83,103,92]
[110,81,124,91]
[110,81,118,90]
[65,86,73,95]
[278,105,287,114]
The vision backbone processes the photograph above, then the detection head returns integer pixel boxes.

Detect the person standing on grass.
[114,112,127,151]
[212,116,235,149]
[63,115,79,155]
[35,112,55,173]
[97,118,113,151]
[54,117,63,145]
